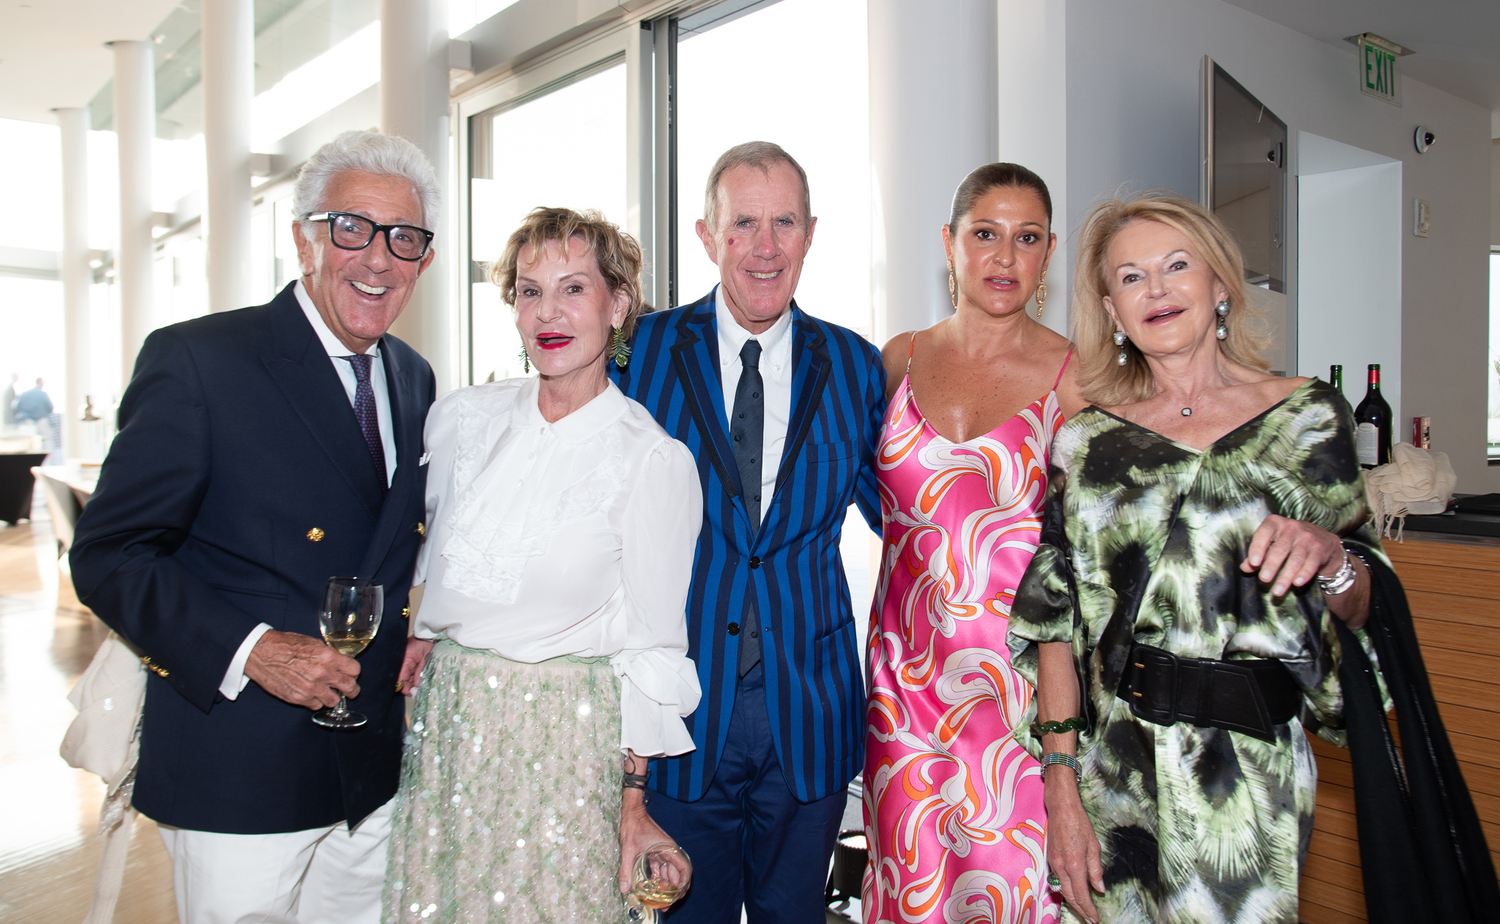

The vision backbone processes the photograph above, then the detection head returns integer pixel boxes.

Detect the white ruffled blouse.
[414,377,703,758]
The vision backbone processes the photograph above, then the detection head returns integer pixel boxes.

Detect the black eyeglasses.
[305,211,434,261]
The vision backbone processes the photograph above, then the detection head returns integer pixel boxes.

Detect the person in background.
[385,207,701,922]
[15,376,60,457]
[69,130,439,924]
[13,376,52,424]
[862,163,1084,924]
[1009,192,1375,924]
[613,141,884,922]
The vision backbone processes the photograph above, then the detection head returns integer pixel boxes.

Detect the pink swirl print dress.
[862,346,1069,924]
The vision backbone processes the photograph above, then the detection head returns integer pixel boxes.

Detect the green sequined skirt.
[384,640,626,923]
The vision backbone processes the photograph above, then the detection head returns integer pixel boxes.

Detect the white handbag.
[60,631,147,924]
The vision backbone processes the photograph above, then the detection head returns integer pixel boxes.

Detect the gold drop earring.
[948,263,957,308]
[1035,271,1048,320]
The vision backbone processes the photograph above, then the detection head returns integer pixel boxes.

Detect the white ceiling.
[1,0,1498,130]
[1222,0,1500,120]
[0,0,182,124]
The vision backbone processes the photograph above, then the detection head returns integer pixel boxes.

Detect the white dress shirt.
[715,290,794,525]
[413,377,704,758]
[293,281,397,482]
[218,281,399,700]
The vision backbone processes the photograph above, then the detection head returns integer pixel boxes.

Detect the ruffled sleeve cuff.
[610,649,702,758]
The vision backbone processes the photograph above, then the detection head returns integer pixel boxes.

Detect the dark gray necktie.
[731,339,764,676]
[341,354,388,496]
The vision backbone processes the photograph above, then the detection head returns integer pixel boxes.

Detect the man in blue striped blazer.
[612,142,883,922]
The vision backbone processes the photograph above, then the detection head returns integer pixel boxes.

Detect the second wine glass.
[626,841,691,923]
[312,576,383,729]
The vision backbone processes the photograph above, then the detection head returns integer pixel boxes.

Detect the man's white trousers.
[156,798,392,924]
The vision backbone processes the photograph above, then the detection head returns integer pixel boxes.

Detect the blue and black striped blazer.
[612,290,884,803]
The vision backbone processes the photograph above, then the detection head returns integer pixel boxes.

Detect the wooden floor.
[0,513,178,923]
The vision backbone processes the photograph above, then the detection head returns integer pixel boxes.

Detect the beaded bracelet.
[1041,752,1082,782]
[1031,715,1087,737]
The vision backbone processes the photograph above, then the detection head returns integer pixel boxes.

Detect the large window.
[675,0,871,338]
[468,63,628,384]
[452,0,877,623]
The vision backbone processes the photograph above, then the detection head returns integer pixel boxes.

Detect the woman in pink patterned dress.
[863,164,1086,924]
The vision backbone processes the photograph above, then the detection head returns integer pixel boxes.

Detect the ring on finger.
[1047,874,1061,889]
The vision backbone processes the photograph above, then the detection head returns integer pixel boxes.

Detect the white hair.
[291,130,441,229]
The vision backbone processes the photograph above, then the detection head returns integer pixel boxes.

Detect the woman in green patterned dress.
[1008,193,1379,924]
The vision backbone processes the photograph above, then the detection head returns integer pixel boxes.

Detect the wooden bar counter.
[1299,529,1500,924]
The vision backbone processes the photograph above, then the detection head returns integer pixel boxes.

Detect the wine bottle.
[1353,363,1392,468]
[1329,364,1353,415]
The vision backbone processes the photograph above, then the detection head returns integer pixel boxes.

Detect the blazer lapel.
[358,339,421,579]
[260,289,385,519]
[773,305,830,495]
[669,300,743,501]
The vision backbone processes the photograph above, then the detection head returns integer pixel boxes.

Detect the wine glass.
[626,842,691,923]
[311,576,383,729]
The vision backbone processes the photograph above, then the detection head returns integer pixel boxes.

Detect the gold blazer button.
[402,605,411,619]
[307,527,325,542]
[415,522,426,536]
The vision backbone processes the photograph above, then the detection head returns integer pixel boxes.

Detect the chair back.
[30,467,81,556]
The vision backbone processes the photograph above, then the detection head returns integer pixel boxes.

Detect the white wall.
[995,0,1068,337]
[1298,158,1403,420]
[869,0,997,344]
[1060,0,1493,488]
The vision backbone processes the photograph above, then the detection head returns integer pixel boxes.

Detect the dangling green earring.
[519,346,530,374]
[610,325,631,369]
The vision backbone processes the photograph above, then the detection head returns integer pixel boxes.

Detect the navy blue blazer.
[612,291,884,803]
[70,283,434,834]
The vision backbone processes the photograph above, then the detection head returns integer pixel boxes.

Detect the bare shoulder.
[880,331,916,401]
[1246,373,1310,405]
[1053,341,1090,418]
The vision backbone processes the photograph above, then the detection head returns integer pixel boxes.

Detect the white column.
[868,0,997,344]
[380,0,452,391]
[202,0,254,314]
[110,39,155,389]
[625,23,655,305]
[995,0,1069,335]
[56,107,92,459]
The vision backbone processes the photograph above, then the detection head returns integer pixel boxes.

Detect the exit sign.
[1351,33,1407,106]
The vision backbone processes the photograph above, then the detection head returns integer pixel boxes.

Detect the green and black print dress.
[1008,379,1383,924]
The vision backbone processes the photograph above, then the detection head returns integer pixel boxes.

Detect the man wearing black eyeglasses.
[72,130,439,924]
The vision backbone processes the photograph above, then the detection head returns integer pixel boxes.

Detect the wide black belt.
[1115,643,1301,742]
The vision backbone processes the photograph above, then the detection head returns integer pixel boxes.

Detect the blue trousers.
[648,661,846,924]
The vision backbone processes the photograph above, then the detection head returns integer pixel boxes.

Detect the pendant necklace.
[1159,386,1210,417]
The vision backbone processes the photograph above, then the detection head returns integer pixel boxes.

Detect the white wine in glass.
[626,842,691,923]
[312,577,383,729]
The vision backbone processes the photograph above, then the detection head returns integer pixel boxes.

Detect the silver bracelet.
[1317,548,1357,595]
[1041,752,1082,782]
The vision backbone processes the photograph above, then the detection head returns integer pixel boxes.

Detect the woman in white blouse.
[382,207,703,922]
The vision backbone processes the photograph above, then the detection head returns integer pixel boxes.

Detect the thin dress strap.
[905,331,917,375]
[1052,347,1075,390]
